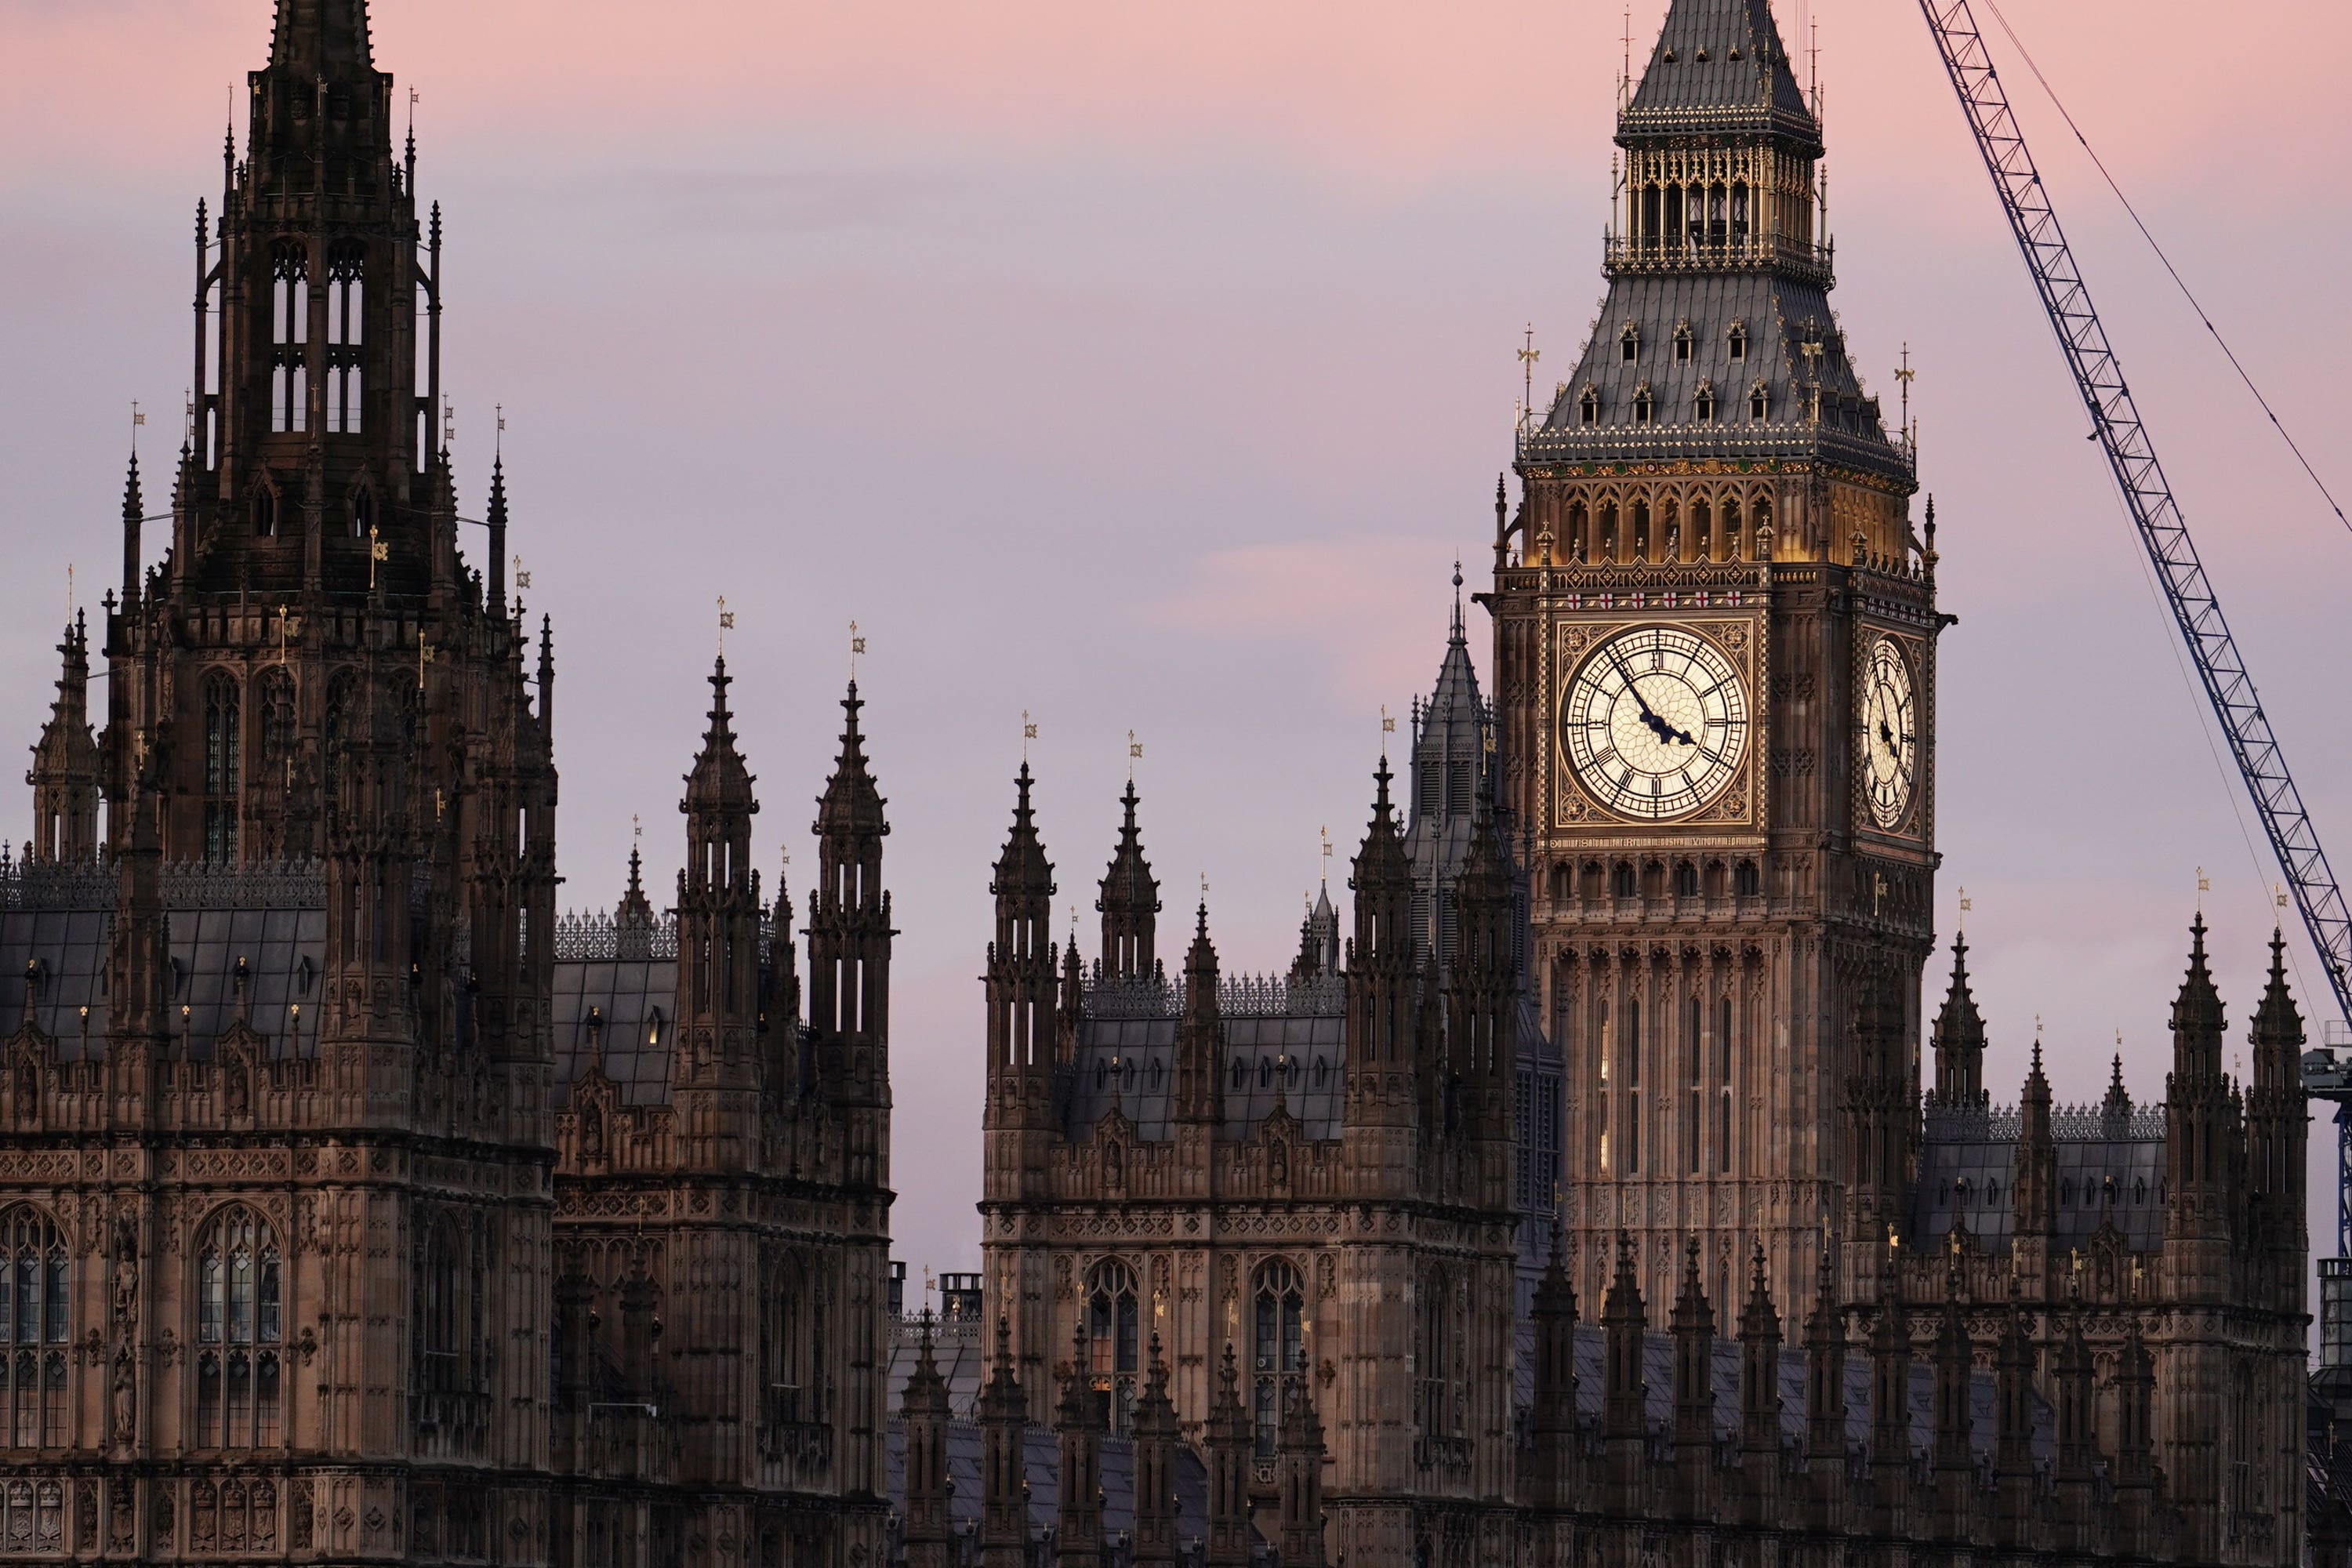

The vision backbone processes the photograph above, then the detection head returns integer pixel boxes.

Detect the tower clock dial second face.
[1560,625,1749,820]
[1860,634,1918,829]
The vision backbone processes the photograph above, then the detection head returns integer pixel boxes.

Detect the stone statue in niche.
[110,1348,136,1447]
[111,1218,139,1331]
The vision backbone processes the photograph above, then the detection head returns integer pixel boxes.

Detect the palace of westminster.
[1,2,2344,1565]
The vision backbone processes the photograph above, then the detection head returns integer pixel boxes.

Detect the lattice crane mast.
[1916,0,2352,1312]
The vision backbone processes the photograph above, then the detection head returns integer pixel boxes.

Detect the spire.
[120,451,143,601]
[29,613,100,862]
[2015,1036,2056,1240]
[1738,1243,1784,1457]
[1622,0,1818,149]
[1130,1334,1182,1568]
[618,835,654,931]
[1175,897,1224,1126]
[2252,926,2305,1089]
[487,456,509,610]
[1670,1236,1717,1453]
[976,1316,1030,1568]
[1097,779,1160,980]
[993,764,1054,899]
[682,656,756,819]
[2171,912,2227,1073]
[268,0,376,74]
[1602,1234,1648,1439]
[901,1312,955,1568]
[814,681,888,843]
[1929,932,1987,1106]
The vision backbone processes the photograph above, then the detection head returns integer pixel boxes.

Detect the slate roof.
[1621,0,1820,148]
[1523,271,1908,485]
[0,861,330,1062]
[1911,1104,2169,1254]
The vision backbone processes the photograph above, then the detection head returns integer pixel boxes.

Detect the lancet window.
[0,1208,67,1449]
[1086,1259,1140,1434]
[194,1207,282,1449]
[1250,1259,1305,1458]
[202,671,241,864]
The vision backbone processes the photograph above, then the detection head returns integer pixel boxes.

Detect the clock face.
[1559,625,1749,820]
[1860,635,1918,829]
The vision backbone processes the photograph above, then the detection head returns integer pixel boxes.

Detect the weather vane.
[130,400,146,454]
[1895,344,1915,446]
[717,596,734,656]
[1022,710,1036,761]
[850,621,866,678]
[1319,826,1331,887]
[1127,730,1142,781]
[495,402,506,457]
[1518,325,1541,431]
[2196,865,2210,911]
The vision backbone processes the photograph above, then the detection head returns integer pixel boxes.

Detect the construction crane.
[1915,0,2352,1358]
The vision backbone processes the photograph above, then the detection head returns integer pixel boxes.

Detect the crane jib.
[1916,0,2352,1066]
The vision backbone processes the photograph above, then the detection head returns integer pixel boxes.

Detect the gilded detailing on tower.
[1491,0,1934,1321]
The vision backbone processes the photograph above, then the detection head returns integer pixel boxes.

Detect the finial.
[1956,884,1969,935]
[1319,825,1331,889]
[1022,710,1037,763]
[1380,704,1396,760]
[1127,729,1142,782]
[849,620,866,681]
[495,402,506,459]
[717,595,733,658]
[1450,557,1465,641]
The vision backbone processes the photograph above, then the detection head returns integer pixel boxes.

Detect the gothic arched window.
[1727,322,1748,361]
[1579,387,1599,426]
[194,1207,282,1450]
[1417,1264,1454,1439]
[252,483,278,539]
[322,671,355,809]
[1250,1258,1305,1458]
[1619,323,1640,364]
[1749,380,1769,420]
[1086,1259,1139,1434]
[1632,385,1655,426]
[1,1207,67,1449]
[1695,380,1717,423]
[416,1215,485,1401]
[1672,322,1693,363]
[202,671,241,864]
[326,240,365,434]
[270,238,309,434]
[350,486,373,540]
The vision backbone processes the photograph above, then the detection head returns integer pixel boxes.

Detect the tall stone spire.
[808,679,892,1135]
[27,613,100,862]
[984,764,1058,1156]
[977,1317,1031,1568]
[1929,932,1987,1106]
[1174,899,1224,1129]
[898,1312,954,1568]
[1096,779,1160,980]
[673,656,762,1163]
[1345,755,1418,1143]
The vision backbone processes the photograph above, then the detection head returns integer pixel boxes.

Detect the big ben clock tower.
[1487,0,1939,1315]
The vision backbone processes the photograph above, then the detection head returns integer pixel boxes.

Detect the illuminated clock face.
[1860,635,1918,829]
[1559,625,1749,820]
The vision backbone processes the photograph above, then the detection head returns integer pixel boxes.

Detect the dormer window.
[1632,384,1655,425]
[1694,380,1716,423]
[1579,385,1599,426]
[1727,322,1748,361]
[252,485,278,539]
[1620,323,1640,364]
[1749,380,1769,420]
[1673,322,1693,363]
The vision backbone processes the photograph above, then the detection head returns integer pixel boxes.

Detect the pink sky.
[5,0,2350,1280]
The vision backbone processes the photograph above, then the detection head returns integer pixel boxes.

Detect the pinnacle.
[814,680,887,840]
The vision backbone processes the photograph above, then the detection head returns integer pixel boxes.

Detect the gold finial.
[1957,884,1970,931]
[1200,873,1210,904]
[1886,1224,1898,1252]
[1022,710,1036,762]
[1319,826,1332,888]
[367,524,388,589]
[2196,865,2210,910]
[1127,730,1142,781]
[495,402,506,456]
[513,554,531,591]
[849,620,866,679]
[2276,883,2289,913]
[1518,325,1541,433]
[441,398,456,448]
[923,1264,937,1308]
[1871,871,1888,918]
[717,596,733,656]
[417,635,435,688]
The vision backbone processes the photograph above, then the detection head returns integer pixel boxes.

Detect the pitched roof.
[1621,0,1817,148]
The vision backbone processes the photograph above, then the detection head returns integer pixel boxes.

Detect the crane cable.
[1979,0,2350,536]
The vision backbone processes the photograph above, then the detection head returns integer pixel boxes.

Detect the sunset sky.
[5,0,2349,1278]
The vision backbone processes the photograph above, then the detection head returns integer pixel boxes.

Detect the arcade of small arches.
[1617,144,1821,260]
[1513,481,1777,568]
[1076,1252,1313,1455]
[1544,855,1764,911]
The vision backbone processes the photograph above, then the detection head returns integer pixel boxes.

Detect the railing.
[1605,230,1834,279]
[1922,1100,2166,1143]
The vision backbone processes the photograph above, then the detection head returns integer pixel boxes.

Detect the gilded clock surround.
[1553,615,1762,829]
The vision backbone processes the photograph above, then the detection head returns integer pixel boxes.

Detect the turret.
[1097,779,1159,980]
[1601,1235,1648,1446]
[672,656,762,1167]
[1867,1251,1912,1526]
[1174,902,1224,1131]
[1290,883,1340,982]
[1802,1249,1849,1521]
[808,680,892,1179]
[898,1312,954,1568]
[1843,967,1911,1272]
[1052,1321,1105,1568]
[1203,1344,1253,1568]
[1929,933,1986,1107]
[1447,800,1519,1185]
[1991,1294,2036,1544]
[1129,1334,1181,1568]
[2013,1040,2056,1282]
[983,765,1058,1178]
[1528,1228,1580,1509]
[1345,757,1419,1146]
[1275,1374,1329,1568]
[27,613,101,862]
[977,1317,1031,1568]
[1669,1237,1717,1511]
[2165,914,2241,1258]
[1737,1244,1784,1513]
[1929,1284,1973,1538]
[2248,927,2309,1309]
